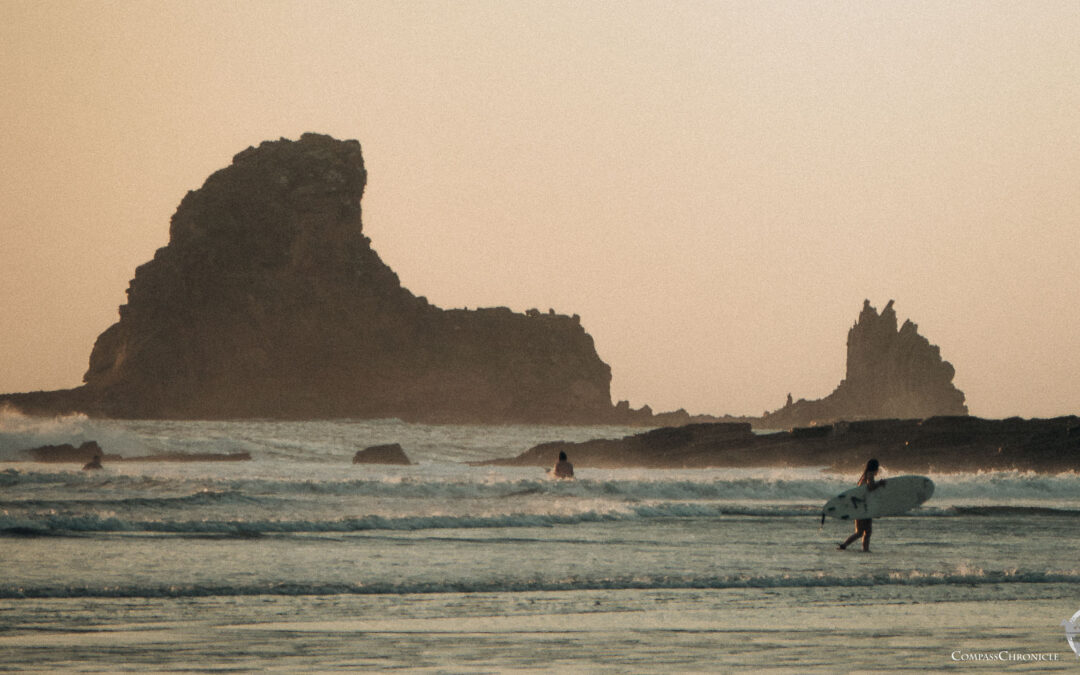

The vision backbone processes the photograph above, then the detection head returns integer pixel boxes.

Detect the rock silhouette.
[353,443,412,465]
[8,441,249,463]
[0,139,969,428]
[478,415,1080,473]
[761,300,967,428]
[8,134,614,423]
[22,441,107,463]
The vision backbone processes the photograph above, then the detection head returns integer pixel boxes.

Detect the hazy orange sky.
[2,1,1078,419]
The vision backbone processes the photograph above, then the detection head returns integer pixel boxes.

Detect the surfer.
[549,451,574,479]
[838,458,885,552]
[82,454,103,471]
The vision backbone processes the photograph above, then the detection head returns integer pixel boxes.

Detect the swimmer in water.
[549,451,574,479]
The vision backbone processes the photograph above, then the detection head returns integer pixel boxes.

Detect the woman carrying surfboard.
[838,459,885,552]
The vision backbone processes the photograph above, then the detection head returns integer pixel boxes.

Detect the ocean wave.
[0,470,850,502]
[7,465,1080,526]
[0,471,872,502]
[252,476,859,502]
[0,414,650,464]
[0,490,264,512]
[0,407,96,459]
[4,492,1073,532]
[2,568,1076,599]
[930,471,1080,499]
[947,505,1080,517]
[0,503,830,536]
[7,463,1080,501]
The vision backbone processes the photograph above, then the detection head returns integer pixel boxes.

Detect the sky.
[2,1,1078,420]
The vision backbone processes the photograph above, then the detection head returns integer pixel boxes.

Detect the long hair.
[858,458,880,486]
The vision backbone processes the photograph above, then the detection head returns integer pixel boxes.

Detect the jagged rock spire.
[764,299,967,427]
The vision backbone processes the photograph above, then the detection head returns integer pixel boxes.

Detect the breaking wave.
[0,502,826,537]
[6,468,1080,501]
[2,567,1076,599]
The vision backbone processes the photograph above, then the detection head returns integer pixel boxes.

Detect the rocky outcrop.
[7,441,251,463]
[760,300,967,428]
[478,423,756,469]
[353,443,412,465]
[4,134,615,423]
[22,441,108,463]
[478,416,1080,473]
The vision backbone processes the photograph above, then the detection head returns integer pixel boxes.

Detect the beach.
[2,416,1078,671]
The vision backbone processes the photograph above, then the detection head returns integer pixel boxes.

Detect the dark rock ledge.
[7,441,250,463]
[474,416,1080,473]
[353,443,412,465]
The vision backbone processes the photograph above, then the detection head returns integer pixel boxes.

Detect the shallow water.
[2,413,1079,671]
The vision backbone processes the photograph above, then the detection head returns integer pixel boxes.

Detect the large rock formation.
[9,134,614,423]
[761,300,967,428]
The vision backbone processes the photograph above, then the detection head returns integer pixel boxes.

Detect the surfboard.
[821,475,934,521]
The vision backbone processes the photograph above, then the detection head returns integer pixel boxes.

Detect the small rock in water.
[353,443,412,465]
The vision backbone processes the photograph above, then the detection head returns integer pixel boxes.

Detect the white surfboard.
[821,475,934,521]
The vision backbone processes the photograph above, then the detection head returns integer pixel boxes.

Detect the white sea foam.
[0,407,96,459]
[0,501,828,536]
[5,466,1080,509]
[3,566,1077,599]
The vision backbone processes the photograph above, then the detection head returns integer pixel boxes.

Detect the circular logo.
[1061,609,1080,658]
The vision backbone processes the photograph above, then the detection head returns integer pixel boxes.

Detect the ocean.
[1,412,1078,672]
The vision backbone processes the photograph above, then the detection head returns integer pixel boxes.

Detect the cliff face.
[74,133,613,422]
[762,300,967,428]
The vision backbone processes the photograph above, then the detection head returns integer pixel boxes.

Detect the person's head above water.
[866,458,879,473]
[558,451,568,461]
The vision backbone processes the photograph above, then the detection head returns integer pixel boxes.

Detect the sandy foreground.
[1,586,1075,672]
